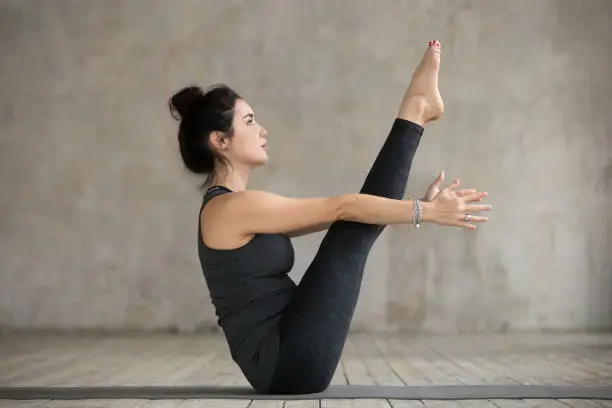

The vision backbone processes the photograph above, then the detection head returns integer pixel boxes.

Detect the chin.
[249,156,269,168]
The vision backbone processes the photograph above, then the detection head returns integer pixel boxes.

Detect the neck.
[210,162,251,192]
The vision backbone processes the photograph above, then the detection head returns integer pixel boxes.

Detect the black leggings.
[267,118,424,394]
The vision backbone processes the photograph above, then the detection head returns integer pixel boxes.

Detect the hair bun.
[169,86,204,120]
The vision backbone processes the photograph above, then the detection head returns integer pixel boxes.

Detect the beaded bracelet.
[411,198,422,228]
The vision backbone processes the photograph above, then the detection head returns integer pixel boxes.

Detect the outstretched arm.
[203,183,490,244]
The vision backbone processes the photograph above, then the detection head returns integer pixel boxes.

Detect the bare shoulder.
[203,190,278,215]
[199,190,280,250]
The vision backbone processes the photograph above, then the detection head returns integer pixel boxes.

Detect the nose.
[260,126,268,138]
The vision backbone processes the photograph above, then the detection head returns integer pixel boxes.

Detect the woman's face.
[221,99,269,168]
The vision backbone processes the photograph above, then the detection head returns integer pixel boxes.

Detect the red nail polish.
[429,41,432,46]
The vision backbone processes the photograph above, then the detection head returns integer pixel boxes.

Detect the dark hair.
[168,84,241,187]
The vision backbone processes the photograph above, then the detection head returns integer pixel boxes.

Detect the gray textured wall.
[1,0,611,334]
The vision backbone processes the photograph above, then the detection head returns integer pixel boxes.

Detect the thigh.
[269,222,375,392]
[279,221,377,338]
[269,272,352,393]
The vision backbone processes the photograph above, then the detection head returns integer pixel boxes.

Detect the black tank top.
[197,185,296,361]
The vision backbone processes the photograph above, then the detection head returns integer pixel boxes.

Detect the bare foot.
[398,40,444,126]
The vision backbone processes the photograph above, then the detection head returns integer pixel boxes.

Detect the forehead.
[234,99,253,116]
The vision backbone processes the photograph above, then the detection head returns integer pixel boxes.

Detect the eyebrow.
[242,113,254,120]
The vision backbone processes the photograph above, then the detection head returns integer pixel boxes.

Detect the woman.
[168,40,492,394]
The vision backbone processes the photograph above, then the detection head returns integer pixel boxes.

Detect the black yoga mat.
[1,385,611,400]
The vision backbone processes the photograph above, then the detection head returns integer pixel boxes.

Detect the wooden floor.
[1,331,611,407]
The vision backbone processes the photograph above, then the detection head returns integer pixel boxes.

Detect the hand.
[422,171,479,202]
[429,178,492,230]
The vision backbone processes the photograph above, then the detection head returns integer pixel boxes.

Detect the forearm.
[337,193,433,225]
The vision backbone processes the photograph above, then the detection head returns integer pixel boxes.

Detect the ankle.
[397,96,426,126]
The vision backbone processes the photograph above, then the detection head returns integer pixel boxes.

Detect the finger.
[459,215,489,223]
[444,178,461,191]
[466,204,493,212]
[456,189,477,197]
[434,171,444,185]
[457,222,477,230]
[462,191,488,202]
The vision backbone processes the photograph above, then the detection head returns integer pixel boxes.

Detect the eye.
[243,113,255,125]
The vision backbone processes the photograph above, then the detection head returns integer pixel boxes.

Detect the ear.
[209,131,229,151]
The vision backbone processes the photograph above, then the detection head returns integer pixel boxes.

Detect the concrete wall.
[1,0,611,333]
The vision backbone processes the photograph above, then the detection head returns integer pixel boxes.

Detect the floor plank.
[139,401,187,408]
[0,401,51,408]
[320,400,352,408]
[283,400,319,408]
[353,335,405,386]
[487,400,534,408]
[458,401,501,408]
[521,400,569,408]
[342,337,376,386]
[103,401,153,408]
[247,400,285,408]
[421,400,462,407]
[387,400,426,408]
[177,400,250,408]
[350,399,393,408]
[556,399,611,407]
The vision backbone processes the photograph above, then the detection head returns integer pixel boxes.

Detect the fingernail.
[429,41,432,46]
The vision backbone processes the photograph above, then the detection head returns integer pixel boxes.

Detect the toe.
[428,40,442,54]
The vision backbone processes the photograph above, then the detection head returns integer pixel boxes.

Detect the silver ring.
[465,214,471,222]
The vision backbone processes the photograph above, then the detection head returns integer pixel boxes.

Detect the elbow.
[335,193,359,222]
